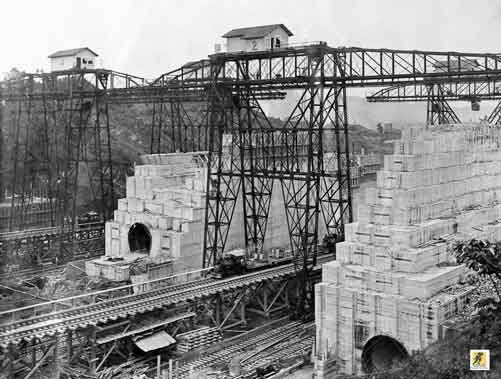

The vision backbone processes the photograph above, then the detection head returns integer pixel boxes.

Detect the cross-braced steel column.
[59,73,115,227]
[320,84,353,240]
[239,100,274,259]
[235,61,274,258]
[278,54,326,315]
[150,99,166,154]
[7,78,39,231]
[150,98,209,154]
[487,100,501,125]
[426,84,461,125]
[0,72,114,268]
[203,60,242,268]
[92,96,115,221]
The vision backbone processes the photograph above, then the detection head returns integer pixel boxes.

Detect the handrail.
[213,41,328,56]
[0,266,213,321]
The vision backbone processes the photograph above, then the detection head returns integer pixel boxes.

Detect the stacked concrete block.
[86,147,312,280]
[86,152,210,281]
[315,123,501,376]
[224,180,293,254]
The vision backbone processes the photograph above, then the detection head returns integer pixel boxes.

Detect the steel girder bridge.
[2,43,501,377]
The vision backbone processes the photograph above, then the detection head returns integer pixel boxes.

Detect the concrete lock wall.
[314,123,501,377]
[86,152,208,280]
[87,148,336,280]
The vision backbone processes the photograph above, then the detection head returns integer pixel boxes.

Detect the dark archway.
[362,335,408,373]
[128,223,152,253]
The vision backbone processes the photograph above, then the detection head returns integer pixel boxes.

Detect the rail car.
[210,233,341,279]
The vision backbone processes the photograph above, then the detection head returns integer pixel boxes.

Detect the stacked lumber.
[176,327,222,353]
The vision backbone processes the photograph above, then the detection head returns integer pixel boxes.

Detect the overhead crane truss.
[2,44,501,378]
[165,46,501,299]
[2,46,501,281]
[3,45,501,300]
[367,78,501,124]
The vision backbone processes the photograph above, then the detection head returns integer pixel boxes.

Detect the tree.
[2,67,25,81]
[454,239,501,305]
[357,239,501,378]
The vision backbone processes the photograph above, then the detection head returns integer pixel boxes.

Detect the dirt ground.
[287,366,313,379]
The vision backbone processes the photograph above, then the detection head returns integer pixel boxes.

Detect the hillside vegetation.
[345,239,501,379]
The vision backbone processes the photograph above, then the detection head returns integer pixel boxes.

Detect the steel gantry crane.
[4,45,501,316]
[185,46,501,315]
[3,43,501,377]
[0,70,152,266]
[367,77,501,124]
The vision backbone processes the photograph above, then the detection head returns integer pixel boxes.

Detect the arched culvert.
[361,335,409,373]
[128,223,152,253]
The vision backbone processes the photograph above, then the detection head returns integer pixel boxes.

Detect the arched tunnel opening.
[128,223,152,253]
[362,335,409,373]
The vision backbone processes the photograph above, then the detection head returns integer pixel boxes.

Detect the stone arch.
[361,335,409,373]
[128,223,152,253]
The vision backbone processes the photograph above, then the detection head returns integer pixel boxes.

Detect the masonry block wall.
[87,142,361,281]
[114,153,208,272]
[224,156,336,253]
[89,148,318,279]
[315,123,501,377]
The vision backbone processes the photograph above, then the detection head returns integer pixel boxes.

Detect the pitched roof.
[48,47,99,59]
[222,24,293,39]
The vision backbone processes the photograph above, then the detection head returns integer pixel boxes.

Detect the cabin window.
[88,60,93,65]
[275,37,281,48]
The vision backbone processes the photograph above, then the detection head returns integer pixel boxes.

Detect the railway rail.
[237,332,313,379]
[103,318,313,379]
[0,263,307,347]
[161,320,313,379]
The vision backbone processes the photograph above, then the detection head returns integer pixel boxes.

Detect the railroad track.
[172,321,313,379]
[237,330,313,379]
[0,264,298,347]
[100,320,313,379]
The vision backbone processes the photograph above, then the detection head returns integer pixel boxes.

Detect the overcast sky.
[2,0,501,79]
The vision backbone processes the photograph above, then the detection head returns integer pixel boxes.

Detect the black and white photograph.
[0,1,500,378]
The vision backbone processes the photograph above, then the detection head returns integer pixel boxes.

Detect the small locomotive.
[211,232,341,279]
